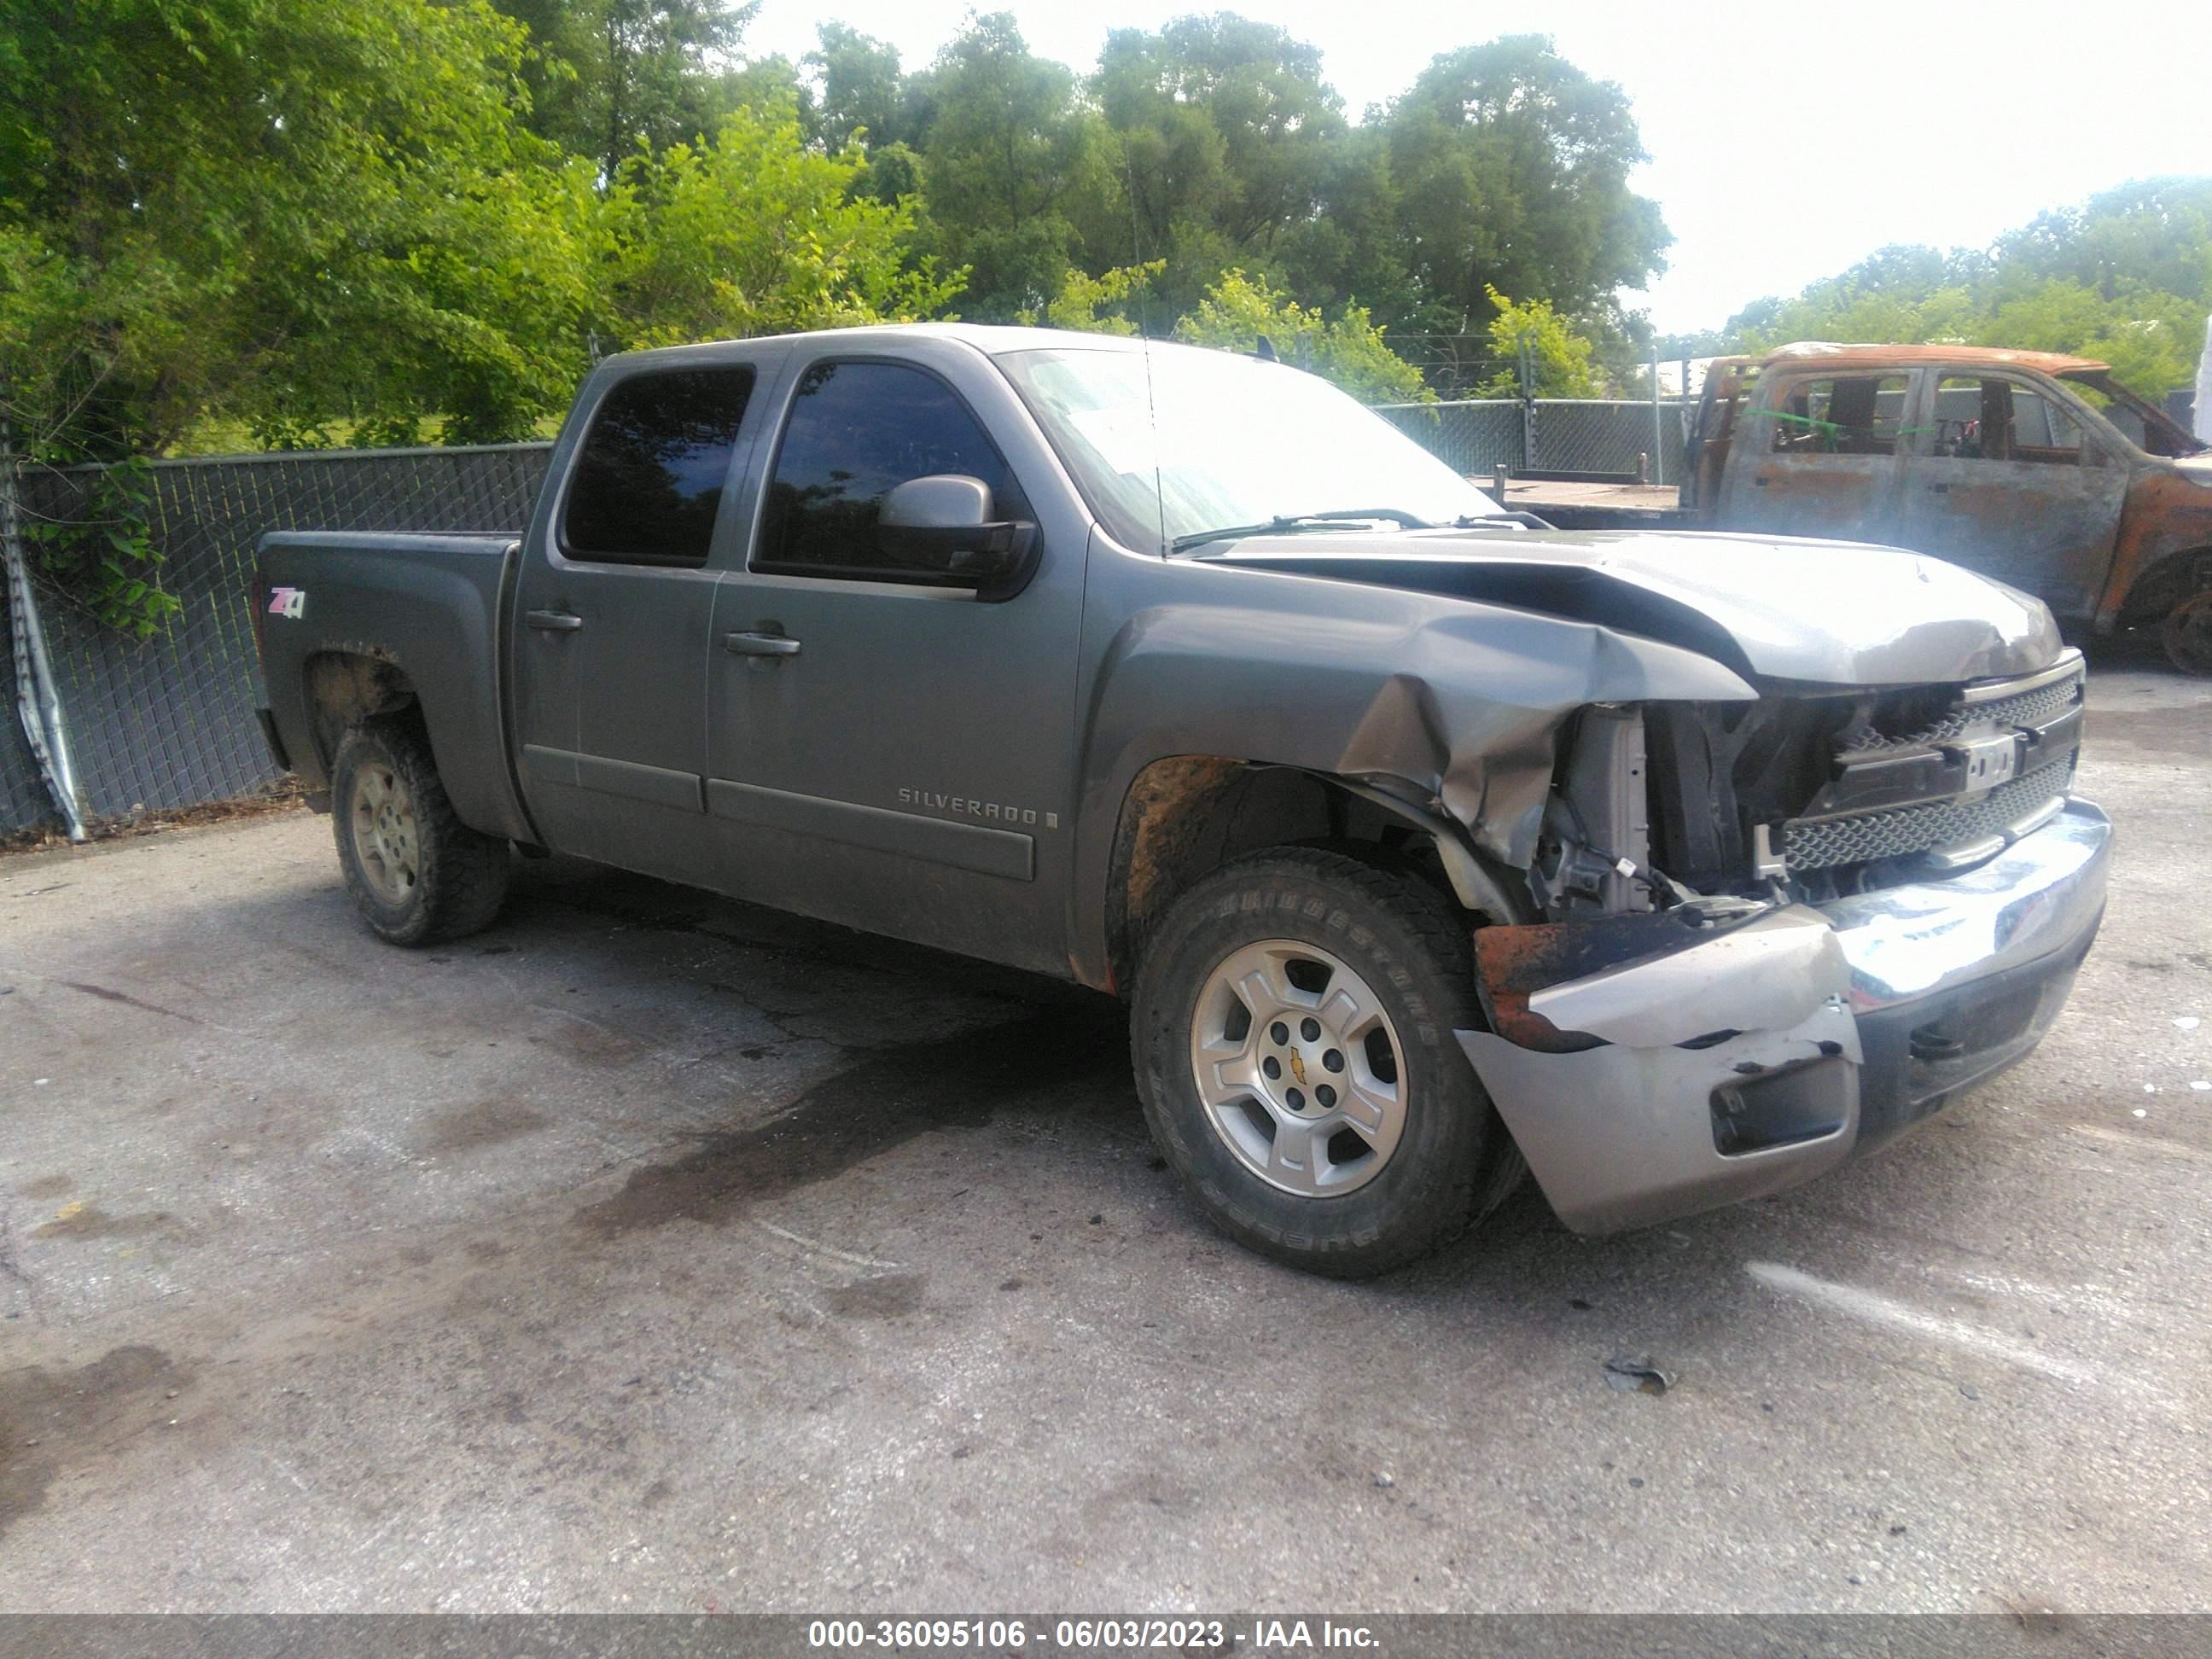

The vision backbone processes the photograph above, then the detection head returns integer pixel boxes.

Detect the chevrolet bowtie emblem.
[1289,1049,1307,1086]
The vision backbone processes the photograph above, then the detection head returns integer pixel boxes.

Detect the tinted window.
[1767,375,1910,455]
[563,366,754,567]
[757,360,1028,578]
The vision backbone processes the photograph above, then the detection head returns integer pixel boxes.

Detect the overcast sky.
[745,0,2212,335]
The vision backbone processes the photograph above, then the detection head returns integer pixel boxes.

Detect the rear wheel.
[2162,588,2212,675]
[331,718,510,945]
[1131,847,1522,1278]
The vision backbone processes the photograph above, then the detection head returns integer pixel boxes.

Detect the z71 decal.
[266,585,306,620]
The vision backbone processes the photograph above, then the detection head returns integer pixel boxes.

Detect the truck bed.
[256,529,535,845]
[1501,479,1691,532]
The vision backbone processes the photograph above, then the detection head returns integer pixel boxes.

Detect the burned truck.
[252,325,2110,1276]
[1520,342,2212,673]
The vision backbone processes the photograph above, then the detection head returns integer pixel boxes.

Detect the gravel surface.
[2,649,2207,1614]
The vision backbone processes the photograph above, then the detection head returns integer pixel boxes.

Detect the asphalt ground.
[2,647,2207,1615]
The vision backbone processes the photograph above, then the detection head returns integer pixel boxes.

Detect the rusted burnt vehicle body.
[253,326,2111,1276]
[1534,342,2212,673]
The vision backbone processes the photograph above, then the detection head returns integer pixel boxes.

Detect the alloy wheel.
[1186,940,1409,1196]
[350,763,420,905]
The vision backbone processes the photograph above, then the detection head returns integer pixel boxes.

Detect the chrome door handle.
[526,610,584,632]
[725,631,801,658]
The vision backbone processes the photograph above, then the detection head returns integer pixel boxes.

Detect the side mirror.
[874,474,1037,594]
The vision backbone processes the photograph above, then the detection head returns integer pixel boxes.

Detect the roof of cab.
[1748,341,2111,376]
[610,321,1161,367]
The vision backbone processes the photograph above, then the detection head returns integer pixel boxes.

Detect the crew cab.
[253,324,2112,1276]
[1516,342,2212,673]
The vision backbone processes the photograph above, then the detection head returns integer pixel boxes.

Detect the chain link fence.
[3,399,1697,837]
[0,698,41,832]
[1375,398,1692,484]
[0,528,49,832]
[2,444,550,834]
[1371,401,1524,477]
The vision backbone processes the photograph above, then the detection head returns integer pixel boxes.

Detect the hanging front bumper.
[1458,800,2111,1235]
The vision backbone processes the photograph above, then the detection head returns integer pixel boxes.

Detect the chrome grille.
[1784,758,2075,871]
[1837,661,2084,755]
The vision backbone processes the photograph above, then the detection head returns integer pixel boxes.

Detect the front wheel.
[2163,588,2212,675]
[1131,847,1522,1278]
[331,717,510,945]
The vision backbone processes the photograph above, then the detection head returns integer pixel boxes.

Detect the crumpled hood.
[1200,527,2064,687]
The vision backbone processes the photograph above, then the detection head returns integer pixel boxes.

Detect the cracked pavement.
[0,649,2208,1614]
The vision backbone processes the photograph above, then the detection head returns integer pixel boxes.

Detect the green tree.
[1091,15,1366,318]
[491,0,763,183]
[711,53,816,134]
[0,0,601,458]
[808,22,907,151]
[603,100,963,348]
[1384,36,1669,344]
[1173,269,1431,404]
[1994,178,2212,306]
[903,13,1116,317]
[1982,280,2202,396]
[1018,261,1165,335]
[1727,243,1982,352]
[1723,201,2210,399]
[1270,125,1417,335]
[1473,287,1598,397]
[1072,13,1486,364]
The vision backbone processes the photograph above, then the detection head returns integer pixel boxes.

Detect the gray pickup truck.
[254,323,2112,1277]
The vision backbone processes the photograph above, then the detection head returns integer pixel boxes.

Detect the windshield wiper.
[1453,511,1552,531]
[1171,509,1433,554]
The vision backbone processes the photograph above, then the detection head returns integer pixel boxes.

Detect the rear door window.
[563,366,756,568]
[1767,375,1911,455]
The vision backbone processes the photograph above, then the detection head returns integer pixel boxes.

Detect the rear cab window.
[562,366,757,568]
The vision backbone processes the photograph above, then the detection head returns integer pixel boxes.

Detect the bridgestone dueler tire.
[331,717,511,946]
[1131,847,1524,1278]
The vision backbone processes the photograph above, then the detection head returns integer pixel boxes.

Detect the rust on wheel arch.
[2095,470,2212,634]
[1103,756,1248,993]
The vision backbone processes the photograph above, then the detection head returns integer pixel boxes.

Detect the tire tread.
[1131,846,1522,1278]
[334,717,509,946]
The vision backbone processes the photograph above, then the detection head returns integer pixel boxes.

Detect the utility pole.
[1650,340,1666,487]
[1517,329,1536,474]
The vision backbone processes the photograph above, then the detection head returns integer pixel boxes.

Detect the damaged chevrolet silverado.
[253,325,2112,1276]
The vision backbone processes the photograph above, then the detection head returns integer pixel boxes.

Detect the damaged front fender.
[1071,542,1759,985]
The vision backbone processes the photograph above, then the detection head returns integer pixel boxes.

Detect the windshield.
[994,343,1499,552]
[2058,369,2207,458]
